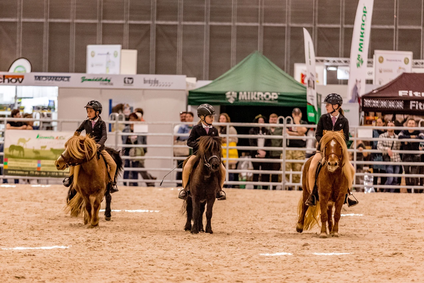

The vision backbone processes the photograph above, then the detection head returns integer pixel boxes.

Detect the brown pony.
[55,135,123,227]
[183,136,222,234]
[296,130,354,238]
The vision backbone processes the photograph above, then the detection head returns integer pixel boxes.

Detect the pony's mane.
[197,136,222,155]
[64,135,97,161]
[320,130,353,188]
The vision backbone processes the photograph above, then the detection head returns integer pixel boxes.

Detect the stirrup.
[216,190,226,200]
[305,194,317,207]
[347,194,359,207]
[178,189,189,199]
[63,175,73,187]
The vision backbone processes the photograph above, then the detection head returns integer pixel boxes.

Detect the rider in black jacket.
[63,100,118,193]
[178,104,226,200]
[305,93,358,207]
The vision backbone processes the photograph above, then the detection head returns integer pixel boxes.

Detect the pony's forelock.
[320,131,353,188]
[197,136,222,155]
[65,135,97,161]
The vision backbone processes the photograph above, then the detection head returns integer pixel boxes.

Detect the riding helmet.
[197,104,215,117]
[84,100,102,114]
[324,93,343,106]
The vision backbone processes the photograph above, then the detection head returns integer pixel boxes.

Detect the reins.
[203,155,220,168]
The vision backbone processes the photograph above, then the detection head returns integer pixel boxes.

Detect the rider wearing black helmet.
[63,100,118,193]
[305,93,358,207]
[178,104,227,200]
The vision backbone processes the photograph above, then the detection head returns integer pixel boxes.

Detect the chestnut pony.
[296,130,353,238]
[183,136,222,234]
[55,135,122,227]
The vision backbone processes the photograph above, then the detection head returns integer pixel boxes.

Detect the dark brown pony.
[296,130,354,238]
[183,136,222,234]
[55,135,123,227]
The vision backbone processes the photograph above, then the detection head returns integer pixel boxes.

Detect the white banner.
[87,45,122,74]
[303,29,317,110]
[0,73,187,90]
[347,0,374,103]
[374,50,412,86]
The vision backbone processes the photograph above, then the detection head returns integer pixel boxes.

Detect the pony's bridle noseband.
[204,155,220,169]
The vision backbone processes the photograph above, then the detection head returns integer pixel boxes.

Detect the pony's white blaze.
[330,140,336,147]
[2,246,70,251]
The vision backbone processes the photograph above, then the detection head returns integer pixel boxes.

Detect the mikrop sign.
[225,91,279,103]
[399,90,424,97]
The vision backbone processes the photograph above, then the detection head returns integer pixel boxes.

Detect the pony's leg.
[296,189,309,233]
[104,189,112,221]
[184,197,192,231]
[318,189,330,238]
[327,202,333,234]
[331,193,345,237]
[205,198,216,234]
[199,202,206,232]
[82,195,91,225]
[89,195,102,227]
[191,197,201,234]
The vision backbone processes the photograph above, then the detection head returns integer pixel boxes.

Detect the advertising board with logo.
[86,45,122,74]
[374,50,413,86]
[0,72,186,90]
[4,131,74,177]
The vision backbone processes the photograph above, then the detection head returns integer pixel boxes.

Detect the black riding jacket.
[76,117,107,150]
[316,113,349,146]
[187,124,219,154]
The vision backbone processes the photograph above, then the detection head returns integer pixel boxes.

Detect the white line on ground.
[314,253,350,255]
[2,246,70,251]
[99,209,160,213]
[260,252,293,256]
[30,185,51,188]
[341,214,364,216]
[0,185,17,188]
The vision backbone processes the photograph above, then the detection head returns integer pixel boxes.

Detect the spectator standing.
[285,108,308,189]
[175,112,194,186]
[249,114,271,190]
[268,113,283,190]
[219,113,238,188]
[174,111,186,135]
[372,118,386,190]
[377,121,401,192]
[6,109,28,130]
[350,134,368,191]
[122,112,156,187]
[398,118,424,189]
[23,113,34,130]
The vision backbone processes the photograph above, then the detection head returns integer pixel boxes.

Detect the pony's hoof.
[205,229,213,234]
[191,230,199,234]
[88,224,98,229]
[331,233,339,237]
[319,233,328,238]
[296,223,304,233]
[105,216,111,221]
[184,225,191,231]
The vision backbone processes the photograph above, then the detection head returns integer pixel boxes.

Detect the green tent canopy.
[188,51,307,108]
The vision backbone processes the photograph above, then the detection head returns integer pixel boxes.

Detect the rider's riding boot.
[63,175,73,187]
[109,180,119,193]
[345,190,359,207]
[216,189,226,200]
[178,188,188,199]
[305,185,318,207]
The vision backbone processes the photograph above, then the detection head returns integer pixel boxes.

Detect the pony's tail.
[180,198,187,216]
[105,147,124,177]
[64,192,84,217]
[297,196,321,231]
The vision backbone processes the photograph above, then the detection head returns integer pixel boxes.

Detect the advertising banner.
[0,72,187,90]
[86,45,122,74]
[374,50,412,86]
[347,0,374,103]
[4,131,74,177]
[303,28,318,123]
[8,58,32,73]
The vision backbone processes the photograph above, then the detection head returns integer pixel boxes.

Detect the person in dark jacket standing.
[249,114,272,190]
[63,100,118,193]
[305,93,358,207]
[398,118,424,188]
[178,104,226,200]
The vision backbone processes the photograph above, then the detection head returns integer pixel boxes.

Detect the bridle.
[203,155,220,169]
[324,139,344,168]
[60,151,96,168]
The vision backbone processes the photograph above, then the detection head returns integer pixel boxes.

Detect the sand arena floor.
[1,185,424,282]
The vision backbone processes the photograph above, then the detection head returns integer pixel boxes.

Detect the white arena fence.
[1,116,424,193]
